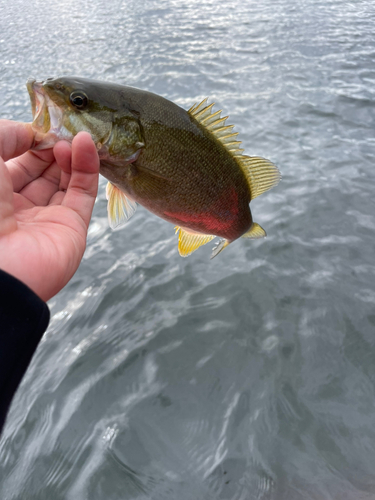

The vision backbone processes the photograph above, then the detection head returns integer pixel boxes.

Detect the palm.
[5,204,86,301]
[0,121,99,301]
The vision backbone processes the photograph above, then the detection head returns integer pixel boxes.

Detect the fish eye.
[70,91,88,110]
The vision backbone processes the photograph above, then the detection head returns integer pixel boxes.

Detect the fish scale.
[27,77,280,258]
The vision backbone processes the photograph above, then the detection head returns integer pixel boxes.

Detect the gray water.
[1,0,375,498]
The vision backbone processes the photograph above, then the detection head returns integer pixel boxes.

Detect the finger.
[54,140,72,191]
[48,191,65,206]
[0,120,35,162]
[62,132,100,228]
[7,148,56,192]
[0,158,17,236]
[18,161,62,206]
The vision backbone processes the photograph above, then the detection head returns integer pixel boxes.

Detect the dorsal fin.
[175,226,215,257]
[189,100,280,198]
[106,182,137,229]
[188,99,244,157]
[238,156,281,199]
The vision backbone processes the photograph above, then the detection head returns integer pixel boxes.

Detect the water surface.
[1,0,375,498]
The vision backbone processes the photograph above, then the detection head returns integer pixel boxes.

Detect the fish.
[27,77,280,258]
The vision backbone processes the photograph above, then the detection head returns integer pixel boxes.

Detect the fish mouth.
[27,78,70,150]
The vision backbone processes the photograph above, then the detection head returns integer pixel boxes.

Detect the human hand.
[0,120,100,302]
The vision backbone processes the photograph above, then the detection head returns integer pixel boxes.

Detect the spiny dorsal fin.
[188,99,244,157]
[241,222,267,239]
[238,156,281,199]
[175,226,215,257]
[189,100,280,197]
[188,98,209,115]
[106,182,137,229]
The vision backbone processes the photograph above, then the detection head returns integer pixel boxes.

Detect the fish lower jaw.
[31,124,73,150]
[29,81,72,149]
[32,131,58,150]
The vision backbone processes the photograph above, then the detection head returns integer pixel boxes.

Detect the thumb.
[61,131,100,228]
[0,158,17,236]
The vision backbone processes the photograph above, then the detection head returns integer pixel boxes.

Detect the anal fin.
[175,227,215,257]
[242,222,266,239]
[106,182,137,229]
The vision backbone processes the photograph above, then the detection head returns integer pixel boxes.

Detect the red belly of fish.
[163,187,252,241]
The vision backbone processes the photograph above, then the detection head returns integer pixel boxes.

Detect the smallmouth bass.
[27,77,280,258]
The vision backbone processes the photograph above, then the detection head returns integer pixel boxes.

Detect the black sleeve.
[0,270,50,434]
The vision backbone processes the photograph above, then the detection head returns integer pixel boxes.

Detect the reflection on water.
[1,0,375,498]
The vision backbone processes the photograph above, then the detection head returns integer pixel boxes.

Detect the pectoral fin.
[175,227,215,257]
[106,182,137,229]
